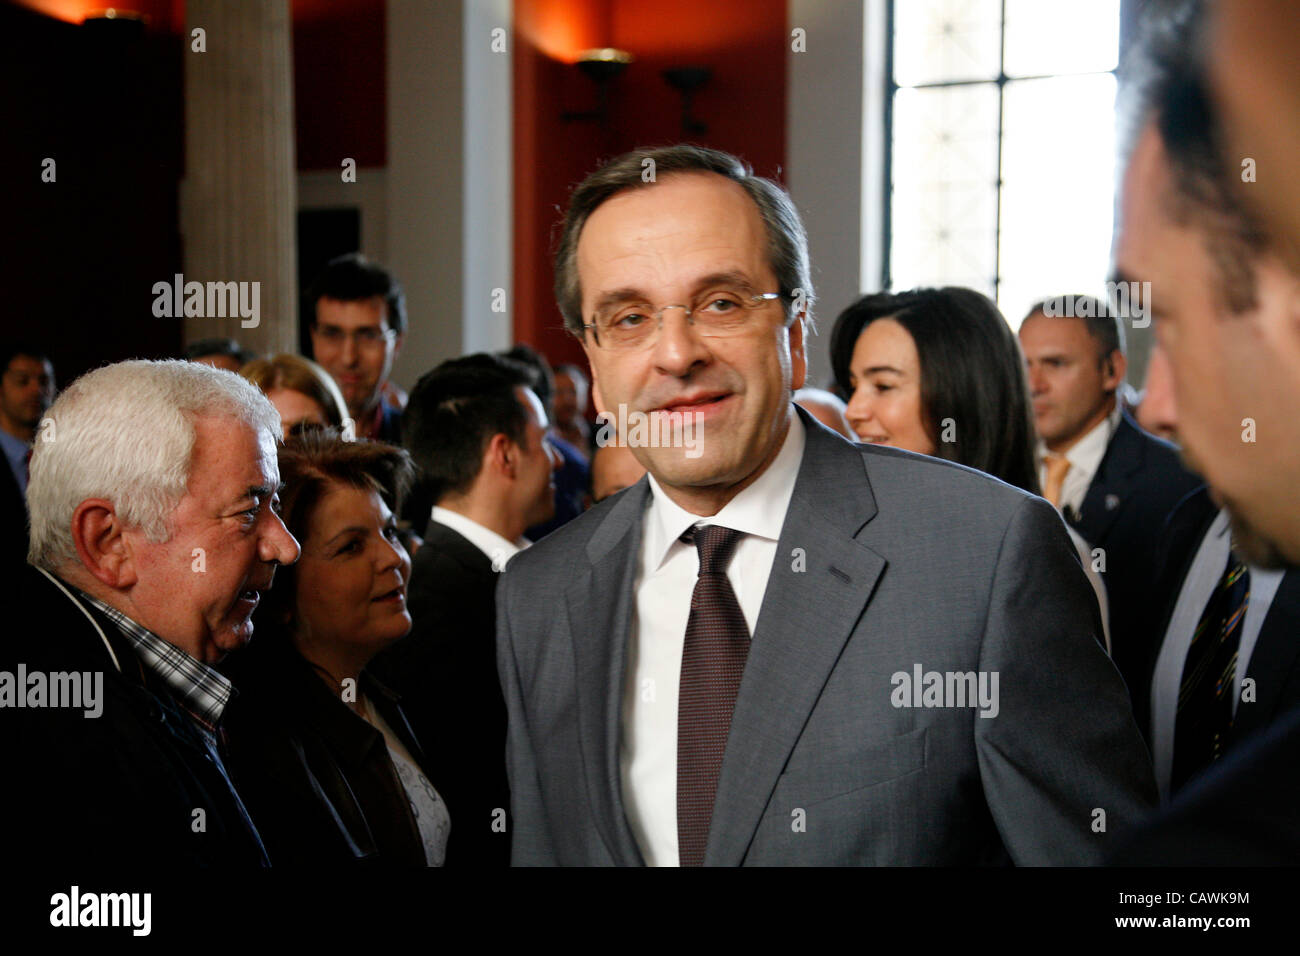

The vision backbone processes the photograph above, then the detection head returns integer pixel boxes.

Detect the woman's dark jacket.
[221,633,441,865]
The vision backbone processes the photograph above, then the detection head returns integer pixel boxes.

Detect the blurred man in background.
[373,353,559,866]
[501,345,589,539]
[0,342,55,574]
[1019,299,1199,704]
[551,363,593,458]
[185,337,254,373]
[308,253,406,442]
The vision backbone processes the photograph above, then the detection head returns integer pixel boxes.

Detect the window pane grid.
[886,0,1120,327]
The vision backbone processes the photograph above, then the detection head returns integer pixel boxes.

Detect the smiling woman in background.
[830,287,1111,652]
[240,353,349,438]
[222,429,450,865]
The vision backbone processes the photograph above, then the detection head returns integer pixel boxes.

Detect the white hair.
[27,359,281,570]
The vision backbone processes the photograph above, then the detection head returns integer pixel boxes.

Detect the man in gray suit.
[497,145,1157,866]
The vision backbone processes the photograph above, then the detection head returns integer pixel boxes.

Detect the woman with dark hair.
[222,429,450,864]
[830,287,1110,650]
[830,288,1040,492]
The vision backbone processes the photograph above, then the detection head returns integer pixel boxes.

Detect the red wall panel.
[512,0,788,372]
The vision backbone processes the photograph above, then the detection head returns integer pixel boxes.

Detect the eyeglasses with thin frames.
[312,325,397,350]
[580,289,783,351]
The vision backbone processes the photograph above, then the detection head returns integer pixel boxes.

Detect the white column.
[462,0,512,358]
[183,0,297,355]
[386,0,512,390]
[787,0,870,390]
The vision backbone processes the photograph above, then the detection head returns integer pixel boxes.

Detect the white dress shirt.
[620,413,806,866]
[429,505,528,571]
[1066,526,1111,653]
[1149,507,1285,802]
[360,694,452,866]
[1038,403,1122,519]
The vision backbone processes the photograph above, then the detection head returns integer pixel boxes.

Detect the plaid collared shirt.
[75,589,233,737]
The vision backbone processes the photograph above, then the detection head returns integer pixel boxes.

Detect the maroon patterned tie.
[677,524,749,867]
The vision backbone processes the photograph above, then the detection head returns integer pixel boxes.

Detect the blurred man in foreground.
[1112,0,1300,863]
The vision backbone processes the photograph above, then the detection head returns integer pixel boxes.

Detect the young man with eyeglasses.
[495,144,1157,866]
[307,253,407,442]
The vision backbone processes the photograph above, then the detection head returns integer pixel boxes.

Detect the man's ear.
[1102,349,1128,392]
[581,348,610,416]
[70,499,138,589]
[590,378,609,417]
[788,313,808,392]
[392,331,405,359]
[486,432,516,480]
[1255,259,1300,369]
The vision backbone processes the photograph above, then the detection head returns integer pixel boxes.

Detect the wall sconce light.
[562,48,633,125]
[662,66,712,136]
[83,8,147,31]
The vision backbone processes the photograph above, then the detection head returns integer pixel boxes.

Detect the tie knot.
[686,524,745,575]
[1044,452,1070,478]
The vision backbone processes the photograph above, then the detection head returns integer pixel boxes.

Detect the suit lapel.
[566,480,650,866]
[1072,413,1142,544]
[1234,569,1300,739]
[1138,487,1216,733]
[706,412,886,866]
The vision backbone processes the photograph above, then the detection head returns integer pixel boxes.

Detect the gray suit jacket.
[497,408,1157,865]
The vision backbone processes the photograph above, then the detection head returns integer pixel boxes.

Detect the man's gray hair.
[553,144,815,333]
[27,359,281,570]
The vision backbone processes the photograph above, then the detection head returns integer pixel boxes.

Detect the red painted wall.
[512,0,788,372]
[292,0,386,171]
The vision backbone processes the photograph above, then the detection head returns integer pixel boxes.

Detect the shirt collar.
[73,588,233,733]
[644,410,805,573]
[431,506,529,568]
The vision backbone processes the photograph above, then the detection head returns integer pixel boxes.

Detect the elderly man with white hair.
[0,360,300,865]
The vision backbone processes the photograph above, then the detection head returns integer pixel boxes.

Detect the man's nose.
[262,512,301,565]
[340,335,359,366]
[651,309,712,378]
[1140,342,1178,437]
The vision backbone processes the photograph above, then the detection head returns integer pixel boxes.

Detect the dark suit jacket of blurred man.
[371,518,510,866]
[1065,411,1201,703]
[1116,701,1300,864]
[498,408,1158,866]
[1135,486,1300,798]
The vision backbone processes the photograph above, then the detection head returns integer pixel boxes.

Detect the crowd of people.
[1,0,1298,866]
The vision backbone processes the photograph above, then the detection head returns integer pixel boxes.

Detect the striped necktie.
[1171,551,1250,792]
